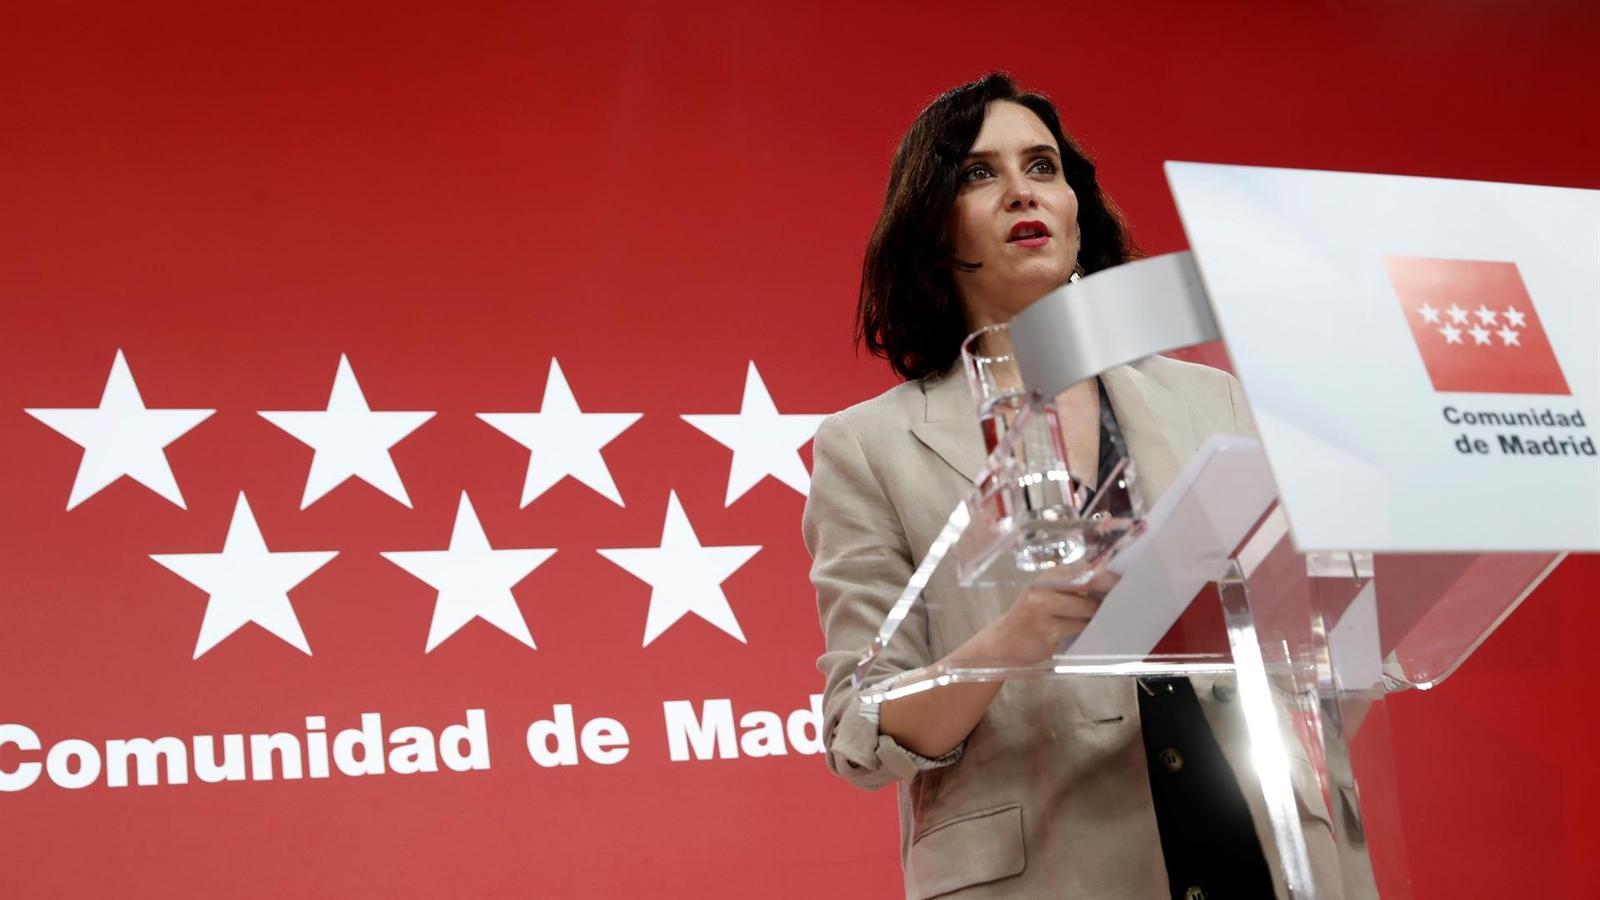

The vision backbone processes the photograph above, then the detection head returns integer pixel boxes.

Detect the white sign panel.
[1166,162,1600,552]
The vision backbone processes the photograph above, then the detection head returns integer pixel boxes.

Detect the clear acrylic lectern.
[853,256,1564,899]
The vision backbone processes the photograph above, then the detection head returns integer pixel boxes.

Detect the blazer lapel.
[910,369,986,484]
[1101,363,1197,508]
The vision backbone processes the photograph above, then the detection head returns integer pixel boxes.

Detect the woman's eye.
[1028,158,1057,175]
[963,164,994,182]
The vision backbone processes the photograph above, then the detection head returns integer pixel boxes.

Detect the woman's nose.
[1003,177,1037,210]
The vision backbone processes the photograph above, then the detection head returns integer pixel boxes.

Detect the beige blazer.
[803,355,1339,899]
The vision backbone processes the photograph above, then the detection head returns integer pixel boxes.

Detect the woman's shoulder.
[1119,354,1254,436]
[805,377,931,530]
[1126,352,1235,384]
[1125,353,1239,394]
[809,375,949,486]
[822,376,928,437]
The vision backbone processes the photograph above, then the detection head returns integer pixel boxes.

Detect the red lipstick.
[1007,220,1051,248]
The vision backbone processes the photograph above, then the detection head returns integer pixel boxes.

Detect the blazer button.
[1160,747,1184,773]
[1184,887,1207,900]
[1212,676,1237,702]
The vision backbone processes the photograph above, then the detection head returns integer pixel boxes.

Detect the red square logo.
[1384,256,1570,395]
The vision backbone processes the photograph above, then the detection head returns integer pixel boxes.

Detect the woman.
[803,74,1337,899]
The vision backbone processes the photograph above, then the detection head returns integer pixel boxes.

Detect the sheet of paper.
[1066,434,1278,658]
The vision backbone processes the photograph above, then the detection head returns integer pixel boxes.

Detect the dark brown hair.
[856,72,1138,381]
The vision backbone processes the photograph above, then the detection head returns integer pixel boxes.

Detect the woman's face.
[947,101,1081,328]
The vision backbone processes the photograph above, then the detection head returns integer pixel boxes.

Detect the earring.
[1069,262,1085,283]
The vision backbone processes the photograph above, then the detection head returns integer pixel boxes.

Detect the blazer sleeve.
[803,412,955,790]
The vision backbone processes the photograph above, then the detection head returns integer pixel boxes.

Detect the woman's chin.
[1008,268,1074,304]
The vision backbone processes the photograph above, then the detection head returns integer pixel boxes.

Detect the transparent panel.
[852,324,1565,899]
[1240,541,1565,898]
[1370,552,1563,689]
[856,325,1289,697]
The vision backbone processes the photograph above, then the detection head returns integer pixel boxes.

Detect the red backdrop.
[2,2,1597,897]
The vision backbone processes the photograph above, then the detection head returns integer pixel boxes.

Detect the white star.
[1497,327,1521,347]
[598,491,760,647]
[1503,307,1527,328]
[26,349,214,510]
[1474,305,1499,326]
[1417,303,1440,324]
[1469,326,1493,345]
[478,359,642,507]
[382,493,554,652]
[1440,324,1463,344]
[682,361,827,506]
[1446,304,1470,325]
[151,493,337,659]
[259,355,434,509]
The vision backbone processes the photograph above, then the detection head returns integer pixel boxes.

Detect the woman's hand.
[961,569,1119,666]
[878,567,1119,759]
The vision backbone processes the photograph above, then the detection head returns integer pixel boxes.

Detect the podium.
[850,165,1592,898]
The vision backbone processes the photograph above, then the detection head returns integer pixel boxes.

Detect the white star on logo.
[1417,303,1440,324]
[382,493,555,653]
[1469,326,1493,345]
[478,359,642,507]
[1474,305,1499,326]
[151,493,337,658]
[26,349,214,510]
[682,361,827,505]
[1497,327,1521,347]
[1503,307,1527,328]
[1446,304,1470,324]
[259,355,434,509]
[1440,324,1463,344]
[598,491,760,647]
